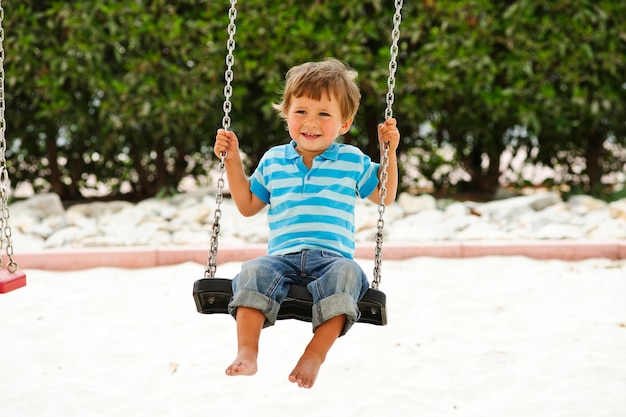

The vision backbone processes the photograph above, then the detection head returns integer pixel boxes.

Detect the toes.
[289,371,312,388]
[288,372,300,384]
[226,362,248,376]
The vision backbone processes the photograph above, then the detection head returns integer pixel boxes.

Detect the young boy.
[214,58,400,388]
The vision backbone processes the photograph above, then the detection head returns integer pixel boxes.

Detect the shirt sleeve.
[249,159,271,204]
[356,154,380,199]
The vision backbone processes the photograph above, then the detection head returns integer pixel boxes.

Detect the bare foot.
[288,352,323,389]
[225,350,258,376]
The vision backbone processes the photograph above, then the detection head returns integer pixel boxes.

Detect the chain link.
[221,0,237,132]
[372,0,403,289]
[0,0,18,273]
[204,155,226,278]
[205,0,237,278]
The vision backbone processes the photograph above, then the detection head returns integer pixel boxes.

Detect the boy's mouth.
[302,133,321,139]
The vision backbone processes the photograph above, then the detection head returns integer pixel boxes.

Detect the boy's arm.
[367,118,400,206]
[215,129,266,217]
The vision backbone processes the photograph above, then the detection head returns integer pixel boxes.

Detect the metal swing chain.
[0,1,18,274]
[205,0,237,279]
[372,0,403,290]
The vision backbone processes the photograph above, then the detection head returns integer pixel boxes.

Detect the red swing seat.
[0,269,26,293]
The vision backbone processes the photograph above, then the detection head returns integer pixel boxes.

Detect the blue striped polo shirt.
[249,140,380,259]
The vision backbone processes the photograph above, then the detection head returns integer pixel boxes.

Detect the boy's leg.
[226,255,299,376]
[228,255,300,327]
[289,314,345,389]
[226,306,266,376]
[288,252,369,388]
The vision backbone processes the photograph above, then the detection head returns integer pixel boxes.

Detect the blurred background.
[3,0,626,203]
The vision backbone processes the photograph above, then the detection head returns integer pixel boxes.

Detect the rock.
[533,223,587,240]
[11,227,46,251]
[566,195,608,214]
[443,202,471,217]
[608,199,626,220]
[12,213,39,234]
[355,203,378,232]
[169,186,216,206]
[492,186,521,200]
[472,192,563,222]
[25,222,55,239]
[80,235,131,247]
[385,210,448,241]
[513,204,570,233]
[10,193,65,219]
[65,200,133,218]
[44,226,94,248]
[5,190,623,249]
[441,212,481,233]
[456,222,514,240]
[172,229,212,246]
[396,192,437,214]
[588,219,626,239]
[43,215,68,233]
[171,204,213,225]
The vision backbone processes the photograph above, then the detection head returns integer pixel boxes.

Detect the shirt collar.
[286,140,340,161]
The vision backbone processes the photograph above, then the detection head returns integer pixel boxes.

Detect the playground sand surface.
[1,256,625,417]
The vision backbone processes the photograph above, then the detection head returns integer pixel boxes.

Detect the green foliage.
[503,1,626,193]
[5,0,227,199]
[405,0,626,195]
[3,0,626,200]
[607,187,626,203]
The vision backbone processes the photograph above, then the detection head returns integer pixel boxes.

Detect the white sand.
[1,257,625,417]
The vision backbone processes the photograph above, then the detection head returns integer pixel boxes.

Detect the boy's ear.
[340,117,354,135]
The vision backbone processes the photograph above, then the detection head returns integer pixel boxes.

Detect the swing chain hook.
[205,0,237,279]
[373,0,402,289]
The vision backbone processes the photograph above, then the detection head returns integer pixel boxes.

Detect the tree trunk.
[66,139,86,201]
[129,138,153,199]
[45,126,64,198]
[153,137,168,193]
[466,149,501,194]
[459,125,506,198]
[584,128,603,193]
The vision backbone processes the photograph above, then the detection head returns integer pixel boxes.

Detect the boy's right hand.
[214,129,240,161]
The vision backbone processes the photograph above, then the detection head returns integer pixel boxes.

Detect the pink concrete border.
[2,241,624,271]
[459,241,624,260]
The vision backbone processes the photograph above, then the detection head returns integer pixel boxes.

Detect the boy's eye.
[319,112,331,117]
[295,110,306,114]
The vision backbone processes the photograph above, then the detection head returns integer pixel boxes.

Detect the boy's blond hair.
[272,58,361,122]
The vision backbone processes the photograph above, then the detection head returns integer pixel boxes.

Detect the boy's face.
[285,92,353,158]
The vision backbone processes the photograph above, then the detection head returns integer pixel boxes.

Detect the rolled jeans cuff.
[228,289,280,328]
[312,293,360,337]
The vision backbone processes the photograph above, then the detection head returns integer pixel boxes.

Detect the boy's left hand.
[378,118,400,151]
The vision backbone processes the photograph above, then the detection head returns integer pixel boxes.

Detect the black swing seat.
[193,278,387,326]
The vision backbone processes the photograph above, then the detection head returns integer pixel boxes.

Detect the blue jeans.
[228,250,370,336]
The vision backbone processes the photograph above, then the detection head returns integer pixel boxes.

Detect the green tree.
[406,0,626,196]
[507,0,626,195]
[4,0,625,201]
[6,0,227,200]
[5,0,409,199]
